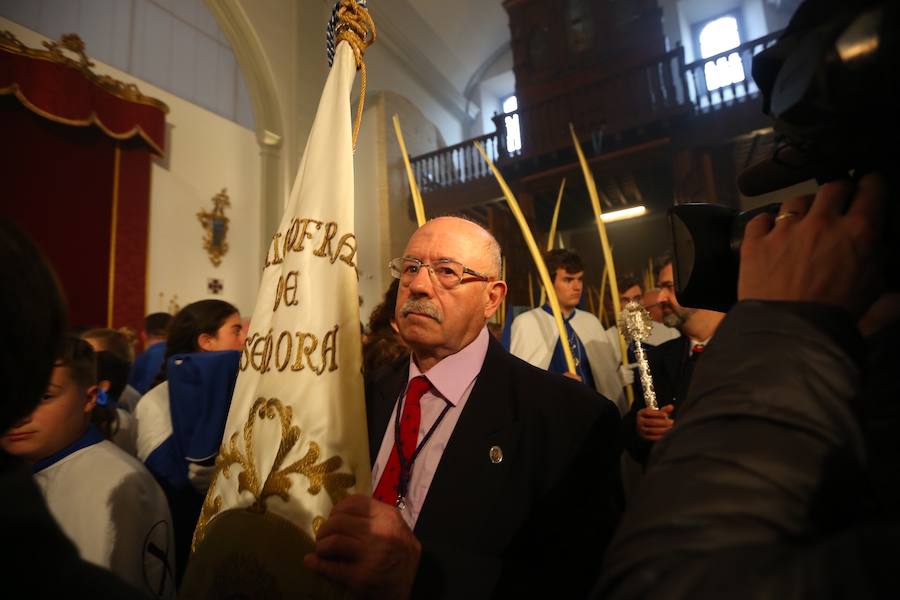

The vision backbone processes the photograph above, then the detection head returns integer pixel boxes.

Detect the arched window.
[698,15,745,91]
[502,95,522,154]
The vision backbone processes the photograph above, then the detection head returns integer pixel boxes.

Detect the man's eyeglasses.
[389,257,493,290]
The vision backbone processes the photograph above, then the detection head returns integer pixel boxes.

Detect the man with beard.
[305,217,622,599]
[621,257,724,468]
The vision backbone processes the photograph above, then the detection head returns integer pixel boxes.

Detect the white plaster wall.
[1,18,262,317]
[146,94,261,317]
[354,97,387,316]
[741,0,768,40]
[230,0,466,225]
[476,69,515,138]
[359,44,463,147]
[231,0,329,194]
[353,91,442,317]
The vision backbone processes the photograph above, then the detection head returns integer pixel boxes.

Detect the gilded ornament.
[617,300,658,410]
[194,397,356,551]
[0,31,169,113]
[197,188,231,267]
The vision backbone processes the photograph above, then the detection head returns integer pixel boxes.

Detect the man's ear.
[83,385,98,413]
[484,281,508,320]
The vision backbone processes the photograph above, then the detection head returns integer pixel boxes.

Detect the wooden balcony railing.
[409,132,502,193]
[682,30,782,112]
[410,31,782,194]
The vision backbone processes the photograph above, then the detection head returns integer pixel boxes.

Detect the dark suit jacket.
[622,336,698,467]
[366,337,622,599]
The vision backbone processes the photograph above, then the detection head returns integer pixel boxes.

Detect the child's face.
[1,364,96,463]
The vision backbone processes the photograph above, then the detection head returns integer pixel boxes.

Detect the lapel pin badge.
[489,445,503,464]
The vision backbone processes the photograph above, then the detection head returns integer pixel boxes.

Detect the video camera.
[669,0,898,313]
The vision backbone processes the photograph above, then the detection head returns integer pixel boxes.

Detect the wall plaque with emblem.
[197,188,231,267]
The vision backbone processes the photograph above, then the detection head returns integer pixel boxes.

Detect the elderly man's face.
[395,218,506,370]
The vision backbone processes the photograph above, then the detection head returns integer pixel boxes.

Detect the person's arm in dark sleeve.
[598,175,891,599]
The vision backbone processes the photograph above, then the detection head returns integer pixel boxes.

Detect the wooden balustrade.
[410,132,501,193]
[682,30,781,112]
[409,31,782,193]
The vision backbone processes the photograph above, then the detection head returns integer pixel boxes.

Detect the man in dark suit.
[622,259,724,467]
[305,216,622,598]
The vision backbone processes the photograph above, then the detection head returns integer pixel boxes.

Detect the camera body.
[670,0,897,311]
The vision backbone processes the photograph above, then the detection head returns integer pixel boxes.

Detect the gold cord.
[334,0,376,150]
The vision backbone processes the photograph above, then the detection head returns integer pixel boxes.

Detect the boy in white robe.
[511,249,626,413]
[1,336,176,598]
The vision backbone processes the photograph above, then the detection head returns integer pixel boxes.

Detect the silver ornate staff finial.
[617,300,658,410]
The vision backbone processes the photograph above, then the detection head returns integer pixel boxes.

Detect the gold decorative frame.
[197,188,231,267]
[193,397,356,550]
[0,31,169,113]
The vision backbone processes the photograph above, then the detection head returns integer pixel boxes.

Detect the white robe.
[135,381,215,492]
[135,382,172,463]
[510,307,626,414]
[112,407,138,457]
[35,440,176,598]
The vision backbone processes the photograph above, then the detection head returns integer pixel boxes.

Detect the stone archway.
[205,0,286,264]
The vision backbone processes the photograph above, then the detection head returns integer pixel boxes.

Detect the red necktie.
[373,376,430,505]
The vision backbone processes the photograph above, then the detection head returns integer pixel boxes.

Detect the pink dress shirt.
[371,327,490,528]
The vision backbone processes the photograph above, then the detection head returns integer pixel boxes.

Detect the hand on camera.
[738,174,887,318]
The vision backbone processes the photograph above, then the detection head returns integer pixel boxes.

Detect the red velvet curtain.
[0,35,167,331]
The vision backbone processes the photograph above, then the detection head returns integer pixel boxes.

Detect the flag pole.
[475,142,576,374]
[569,124,634,407]
[392,114,426,226]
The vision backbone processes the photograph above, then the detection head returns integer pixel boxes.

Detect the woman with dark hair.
[146,300,242,384]
[362,279,409,377]
[134,299,243,584]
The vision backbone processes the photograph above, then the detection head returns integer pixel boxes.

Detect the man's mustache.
[400,299,443,323]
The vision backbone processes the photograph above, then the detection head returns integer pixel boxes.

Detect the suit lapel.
[662,337,690,387]
[366,363,409,463]
[413,338,517,541]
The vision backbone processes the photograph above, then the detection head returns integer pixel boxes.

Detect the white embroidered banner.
[195,40,370,549]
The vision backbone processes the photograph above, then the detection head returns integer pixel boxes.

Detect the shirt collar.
[690,337,711,350]
[408,327,490,406]
[541,303,575,321]
[32,424,104,473]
